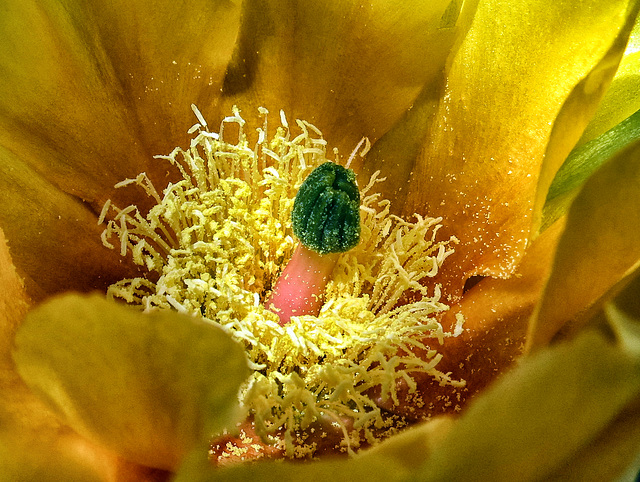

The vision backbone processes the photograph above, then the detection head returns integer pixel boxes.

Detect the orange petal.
[0,146,141,298]
[401,0,638,295]
[387,219,564,420]
[218,0,478,160]
[0,0,242,212]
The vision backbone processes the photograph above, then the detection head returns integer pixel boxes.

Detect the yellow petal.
[176,439,410,481]
[0,227,32,330]
[580,15,640,144]
[0,427,171,482]
[218,0,478,159]
[541,107,640,232]
[0,0,241,212]
[527,137,640,351]
[548,396,640,481]
[0,430,100,482]
[415,327,640,481]
[0,145,140,298]
[179,312,640,480]
[0,229,163,482]
[532,5,640,238]
[13,294,250,470]
[402,0,638,294]
[537,278,640,480]
[0,226,49,439]
[0,0,242,296]
[359,416,454,468]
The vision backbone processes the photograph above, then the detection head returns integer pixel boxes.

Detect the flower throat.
[99,105,465,459]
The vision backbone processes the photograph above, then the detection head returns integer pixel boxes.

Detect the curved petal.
[180,313,640,480]
[541,106,640,231]
[531,5,640,237]
[0,228,32,330]
[579,15,640,144]
[0,432,99,482]
[548,275,640,480]
[415,327,640,481]
[176,439,411,482]
[0,230,165,482]
[0,428,171,482]
[549,396,640,481]
[401,0,638,295]
[527,137,640,351]
[0,0,242,207]
[218,0,478,162]
[0,227,45,439]
[13,294,250,471]
[0,0,242,296]
[0,146,141,298]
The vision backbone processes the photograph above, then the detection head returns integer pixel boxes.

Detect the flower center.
[99,105,465,459]
[267,161,361,326]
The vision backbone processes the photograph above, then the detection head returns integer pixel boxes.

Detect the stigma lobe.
[291,162,360,255]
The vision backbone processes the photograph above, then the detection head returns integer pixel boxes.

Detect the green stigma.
[291,162,360,254]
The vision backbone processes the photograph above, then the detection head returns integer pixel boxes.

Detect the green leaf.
[542,108,640,231]
[12,294,250,470]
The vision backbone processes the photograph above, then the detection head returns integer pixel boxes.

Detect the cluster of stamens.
[99,105,465,458]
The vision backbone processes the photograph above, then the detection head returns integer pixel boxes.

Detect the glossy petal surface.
[532,5,639,236]
[12,294,249,470]
[542,107,640,231]
[528,138,640,350]
[219,0,477,159]
[580,16,640,144]
[0,0,242,296]
[402,0,637,294]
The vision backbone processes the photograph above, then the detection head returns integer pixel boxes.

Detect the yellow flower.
[1,0,640,480]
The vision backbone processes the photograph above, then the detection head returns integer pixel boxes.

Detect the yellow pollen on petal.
[99,105,465,458]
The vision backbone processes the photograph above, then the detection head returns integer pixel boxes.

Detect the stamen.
[345,137,370,169]
[99,106,465,458]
